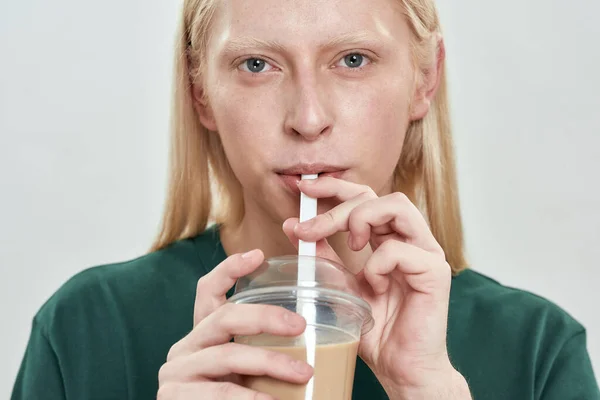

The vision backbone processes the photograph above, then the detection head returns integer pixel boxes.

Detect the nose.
[284,77,333,141]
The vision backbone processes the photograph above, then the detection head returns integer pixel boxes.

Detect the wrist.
[382,367,471,400]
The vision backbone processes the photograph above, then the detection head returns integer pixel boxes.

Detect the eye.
[239,57,274,73]
[336,53,371,69]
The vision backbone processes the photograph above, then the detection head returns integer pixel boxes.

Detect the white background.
[1,0,598,396]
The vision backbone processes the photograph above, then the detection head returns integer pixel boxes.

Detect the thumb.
[282,218,344,266]
[282,218,300,250]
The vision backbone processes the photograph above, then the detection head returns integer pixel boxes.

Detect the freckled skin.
[197,0,419,225]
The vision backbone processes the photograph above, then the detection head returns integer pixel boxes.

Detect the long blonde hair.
[151,0,468,274]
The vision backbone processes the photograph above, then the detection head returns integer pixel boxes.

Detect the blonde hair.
[152,0,468,274]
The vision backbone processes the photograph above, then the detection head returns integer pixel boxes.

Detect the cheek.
[213,89,270,140]
[208,84,281,180]
[340,75,411,157]
[335,74,411,193]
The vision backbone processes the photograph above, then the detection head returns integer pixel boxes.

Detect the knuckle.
[259,304,282,324]
[157,382,179,400]
[277,305,294,318]
[258,303,275,314]
[351,199,371,216]
[379,239,399,254]
[214,303,237,328]
[166,342,181,362]
[215,382,240,398]
[324,210,336,224]
[277,305,298,321]
[355,193,375,208]
[273,306,294,325]
[265,348,287,365]
[360,184,375,196]
[218,301,237,317]
[435,245,447,259]
[157,363,170,383]
[219,341,239,359]
[358,193,374,203]
[265,351,292,369]
[348,203,369,219]
[391,191,409,203]
[196,276,209,295]
[393,212,409,229]
[439,260,452,280]
[347,209,363,229]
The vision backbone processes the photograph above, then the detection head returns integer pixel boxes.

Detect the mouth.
[275,163,348,194]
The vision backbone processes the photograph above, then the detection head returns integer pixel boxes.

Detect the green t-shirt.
[11,226,599,399]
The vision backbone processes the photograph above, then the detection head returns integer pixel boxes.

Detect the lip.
[276,163,347,176]
[276,163,347,194]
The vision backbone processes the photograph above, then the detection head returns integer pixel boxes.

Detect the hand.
[283,177,469,398]
[157,250,313,400]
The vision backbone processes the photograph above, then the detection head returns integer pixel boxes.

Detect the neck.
[219,191,296,259]
[220,214,295,260]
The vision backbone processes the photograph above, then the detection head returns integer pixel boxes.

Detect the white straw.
[298,174,318,400]
[298,174,318,260]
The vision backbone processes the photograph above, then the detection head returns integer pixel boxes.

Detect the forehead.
[209,0,408,50]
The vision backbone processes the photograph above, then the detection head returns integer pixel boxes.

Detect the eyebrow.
[219,31,382,56]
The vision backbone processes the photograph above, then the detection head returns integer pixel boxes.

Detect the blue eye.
[344,54,363,68]
[240,58,274,73]
[337,53,370,69]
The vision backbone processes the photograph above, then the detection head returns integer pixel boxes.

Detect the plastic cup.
[229,255,373,400]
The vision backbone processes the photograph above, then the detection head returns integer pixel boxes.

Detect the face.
[195,0,434,224]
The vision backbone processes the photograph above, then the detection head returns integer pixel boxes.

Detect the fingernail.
[282,219,295,230]
[283,312,303,328]
[241,249,256,259]
[291,359,313,375]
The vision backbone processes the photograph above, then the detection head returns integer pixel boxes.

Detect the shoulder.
[33,229,222,334]
[449,271,599,398]
[451,268,584,336]
[449,269,587,386]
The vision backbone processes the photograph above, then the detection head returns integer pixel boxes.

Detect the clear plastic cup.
[229,255,373,400]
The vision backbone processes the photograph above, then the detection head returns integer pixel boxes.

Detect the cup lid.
[230,255,374,334]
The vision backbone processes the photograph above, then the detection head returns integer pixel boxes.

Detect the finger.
[194,250,265,326]
[157,381,274,400]
[294,191,375,243]
[282,218,300,250]
[169,305,302,361]
[283,218,345,266]
[349,192,442,253]
[161,342,313,384]
[298,176,375,202]
[188,303,306,352]
[364,240,450,296]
